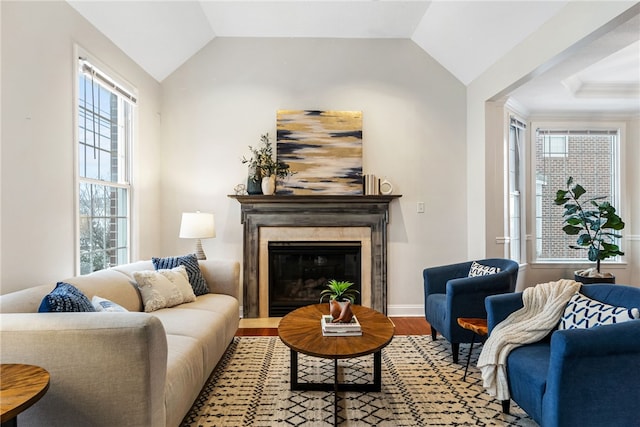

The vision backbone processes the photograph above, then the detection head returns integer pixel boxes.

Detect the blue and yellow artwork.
[276,110,363,195]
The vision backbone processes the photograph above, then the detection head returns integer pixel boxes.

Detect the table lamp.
[179,211,215,260]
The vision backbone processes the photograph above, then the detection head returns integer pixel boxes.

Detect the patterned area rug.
[182,336,537,426]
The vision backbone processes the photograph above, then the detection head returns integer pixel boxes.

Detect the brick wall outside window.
[535,133,616,261]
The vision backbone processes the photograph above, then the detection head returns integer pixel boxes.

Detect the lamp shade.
[179,212,215,239]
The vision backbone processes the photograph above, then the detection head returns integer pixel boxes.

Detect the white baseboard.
[386,304,424,317]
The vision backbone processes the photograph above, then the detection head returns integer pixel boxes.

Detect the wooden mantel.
[230,195,401,318]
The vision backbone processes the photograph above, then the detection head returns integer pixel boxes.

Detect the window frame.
[530,120,626,267]
[74,48,137,275]
[506,114,526,264]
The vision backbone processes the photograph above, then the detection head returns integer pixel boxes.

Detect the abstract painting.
[276,110,363,195]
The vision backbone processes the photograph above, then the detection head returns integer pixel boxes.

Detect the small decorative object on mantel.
[242,133,293,195]
[554,176,625,284]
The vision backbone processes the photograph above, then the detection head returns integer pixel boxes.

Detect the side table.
[0,364,50,427]
[456,318,488,381]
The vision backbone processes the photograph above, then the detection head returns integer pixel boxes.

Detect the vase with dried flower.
[242,133,292,195]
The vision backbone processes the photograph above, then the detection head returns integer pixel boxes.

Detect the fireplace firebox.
[268,241,361,317]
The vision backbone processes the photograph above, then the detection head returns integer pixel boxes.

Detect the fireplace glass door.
[268,241,361,317]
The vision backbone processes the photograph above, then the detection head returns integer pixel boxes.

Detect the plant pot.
[329,300,353,323]
[247,177,262,195]
[574,273,616,284]
[261,175,276,195]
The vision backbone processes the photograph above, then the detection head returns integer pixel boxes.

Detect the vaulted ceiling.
[67,1,640,115]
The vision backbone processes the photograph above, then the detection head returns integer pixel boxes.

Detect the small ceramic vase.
[330,300,353,323]
[261,175,276,195]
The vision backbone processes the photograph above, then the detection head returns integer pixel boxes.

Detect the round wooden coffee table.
[0,364,50,427]
[278,304,394,426]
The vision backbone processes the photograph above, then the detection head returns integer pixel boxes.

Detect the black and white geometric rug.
[181,336,537,426]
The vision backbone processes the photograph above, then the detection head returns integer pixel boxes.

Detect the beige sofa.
[0,259,240,427]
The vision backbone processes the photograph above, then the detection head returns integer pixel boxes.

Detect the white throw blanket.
[477,279,581,400]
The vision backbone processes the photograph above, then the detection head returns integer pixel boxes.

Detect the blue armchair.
[423,258,519,362]
[486,284,640,427]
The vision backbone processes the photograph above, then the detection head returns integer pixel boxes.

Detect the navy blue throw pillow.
[152,254,209,296]
[38,282,96,312]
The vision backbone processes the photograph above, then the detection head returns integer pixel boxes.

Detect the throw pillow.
[559,292,640,330]
[133,270,184,312]
[91,296,128,312]
[152,254,209,296]
[159,265,196,304]
[468,261,501,277]
[38,282,96,313]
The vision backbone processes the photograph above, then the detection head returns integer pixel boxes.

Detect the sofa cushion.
[153,254,209,296]
[468,261,501,277]
[559,292,640,330]
[92,296,128,312]
[38,282,96,313]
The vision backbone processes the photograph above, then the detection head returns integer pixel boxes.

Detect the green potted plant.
[320,279,359,322]
[242,133,292,195]
[319,279,359,303]
[554,177,625,283]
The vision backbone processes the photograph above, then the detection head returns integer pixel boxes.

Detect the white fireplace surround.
[259,227,372,318]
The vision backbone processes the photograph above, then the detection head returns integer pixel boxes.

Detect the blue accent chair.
[486,283,640,427]
[423,258,519,363]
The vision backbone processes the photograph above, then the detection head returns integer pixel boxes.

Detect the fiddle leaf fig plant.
[554,177,625,273]
[319,279,359,304]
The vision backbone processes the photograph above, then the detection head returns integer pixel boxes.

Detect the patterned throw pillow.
[38,282,96,312]
[152,254,209,296]
[133,269,185,312]
[559,292,640,330]
[159,265,197,303]
[468,261,501,277]
[92,296,128,312]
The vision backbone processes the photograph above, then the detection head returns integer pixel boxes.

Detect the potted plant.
[241,133,292,195]
[554,177,625,283]
[320,279,359,322]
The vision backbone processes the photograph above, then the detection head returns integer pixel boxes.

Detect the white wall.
[0,1,162,294]
[160,38,468,315]
[468,1,639,288]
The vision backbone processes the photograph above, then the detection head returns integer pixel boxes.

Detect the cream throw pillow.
[160,265,196,303]
[133,269,184,312]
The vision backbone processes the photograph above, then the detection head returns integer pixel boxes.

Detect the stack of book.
[321,315,362,336]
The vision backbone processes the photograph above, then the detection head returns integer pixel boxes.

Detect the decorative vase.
[261,175,276,195]
[247,177,262,195]
[329,300,353,323]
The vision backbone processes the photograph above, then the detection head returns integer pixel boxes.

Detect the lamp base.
[194,239,207,260]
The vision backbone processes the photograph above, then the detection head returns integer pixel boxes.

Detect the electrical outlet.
[417,202,425,213]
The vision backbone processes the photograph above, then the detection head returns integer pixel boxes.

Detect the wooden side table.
[456,318,488,381]
[0,364,50,427]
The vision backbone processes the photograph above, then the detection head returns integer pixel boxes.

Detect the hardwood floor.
[236,317,431,336]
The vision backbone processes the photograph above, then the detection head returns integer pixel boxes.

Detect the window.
[542,135,568,157]
[534,127,620,262]
[77,58,136,274]
[507,116,525,263]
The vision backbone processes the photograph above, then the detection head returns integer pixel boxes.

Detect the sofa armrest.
[423,261,471,296]
[0,313,168,427]
[199,259,240,299]
[485,292,524,333]
[542,321,640,427]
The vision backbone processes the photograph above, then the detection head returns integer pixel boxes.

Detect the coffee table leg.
[290,349,299,390]
[334,358,338,427]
